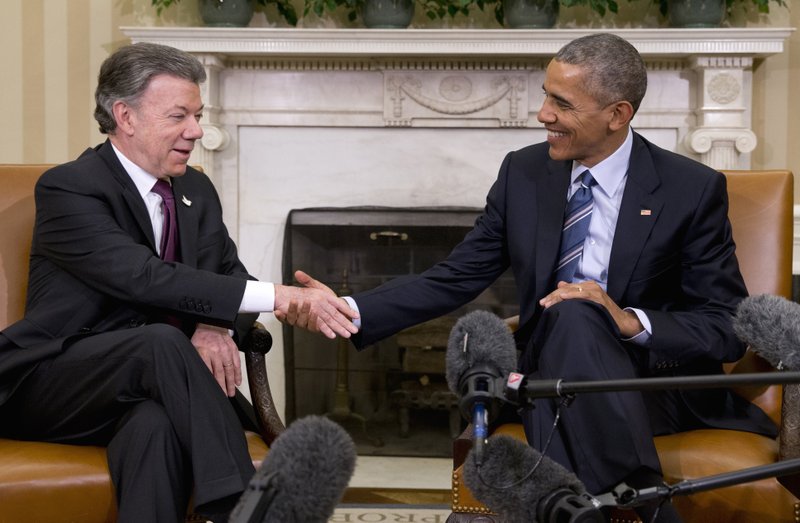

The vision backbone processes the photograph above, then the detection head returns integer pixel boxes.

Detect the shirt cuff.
[342,296,362,329]
[240,280,275,313]
[623,307,652,346]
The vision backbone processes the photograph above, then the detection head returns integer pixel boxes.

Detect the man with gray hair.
[0,42,358,522]
[288,33,777,522]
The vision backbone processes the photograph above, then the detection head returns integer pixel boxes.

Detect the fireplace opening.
[282,207,518,457]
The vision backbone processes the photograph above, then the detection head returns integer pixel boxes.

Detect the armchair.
[448,170,800,522]
[0,164,285,523]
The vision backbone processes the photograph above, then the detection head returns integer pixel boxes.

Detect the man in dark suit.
[285,33,776,521]
[0,43,358,523]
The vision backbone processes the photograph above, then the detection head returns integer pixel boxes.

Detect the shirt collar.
[570,127,633,197]
[110,142,166,199]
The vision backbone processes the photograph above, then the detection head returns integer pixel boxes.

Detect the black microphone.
[463,434,604,523]
[734,293,800,370]
[229,415,356,523]
[446,310,518,466]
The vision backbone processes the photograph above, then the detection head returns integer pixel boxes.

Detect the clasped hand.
[274,270,359,339]
[539,280,643,338]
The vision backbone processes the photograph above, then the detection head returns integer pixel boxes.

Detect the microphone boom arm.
[502,371,800,406]
[601,458,800,509]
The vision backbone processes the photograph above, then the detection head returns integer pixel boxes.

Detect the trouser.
[519,299,685,495]
[0,324,255,523]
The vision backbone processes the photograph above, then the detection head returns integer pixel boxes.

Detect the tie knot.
[151,179,174,201]
[579,170,596,189]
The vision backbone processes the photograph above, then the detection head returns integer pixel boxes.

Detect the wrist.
[620,310,644,338]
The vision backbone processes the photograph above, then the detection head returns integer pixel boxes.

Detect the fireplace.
[122,26,793,431]
[283,207,517,456]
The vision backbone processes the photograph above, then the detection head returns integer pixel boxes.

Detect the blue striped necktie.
[554,170,595,285]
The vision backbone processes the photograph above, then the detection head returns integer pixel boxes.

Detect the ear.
[112,101,136,137]
[608,101,634,131]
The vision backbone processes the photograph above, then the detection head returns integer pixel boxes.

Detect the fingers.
[294,269,334,293]
[211,352,239,397]
[539,280,594,309]
[222,356,240,397]
[285,298,299,326]
[192,324,241,397]
[275,281,359,339]
[315,296,359,338]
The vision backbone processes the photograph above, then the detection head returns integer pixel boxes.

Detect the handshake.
[274,270,359,339]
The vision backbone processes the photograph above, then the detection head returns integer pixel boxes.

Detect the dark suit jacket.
[0,140,257,403]
[351,132,775,435]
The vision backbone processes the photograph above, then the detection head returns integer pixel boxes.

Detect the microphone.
[463,434,604,523]
[734,293,800,370]
[446,310,518,466]
[229,415,356,523]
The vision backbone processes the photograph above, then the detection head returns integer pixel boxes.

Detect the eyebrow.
[173,104,205,113]
[541,86,572,107]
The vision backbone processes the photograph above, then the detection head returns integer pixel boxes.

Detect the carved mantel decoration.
[120,26,793,227]
[122,28,791,173]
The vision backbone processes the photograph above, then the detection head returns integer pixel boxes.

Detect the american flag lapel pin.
[640,209,652,216]
[182,195,192,207]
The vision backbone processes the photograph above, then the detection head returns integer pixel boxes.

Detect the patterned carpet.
[330,504,451,522]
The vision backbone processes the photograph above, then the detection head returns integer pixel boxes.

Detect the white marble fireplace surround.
[123,27,791,416]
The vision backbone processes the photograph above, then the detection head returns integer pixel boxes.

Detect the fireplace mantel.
[123,27,790,57]
[121,26,793,416]
[123,26,793,178]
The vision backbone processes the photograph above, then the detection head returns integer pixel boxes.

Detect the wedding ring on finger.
[578,286,583,293]
[223,362,233,368]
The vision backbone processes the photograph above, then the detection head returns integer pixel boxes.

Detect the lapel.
[605,133,664,303]
[171,173,199,268]
[533,158,572,299]
[95,141,159,252]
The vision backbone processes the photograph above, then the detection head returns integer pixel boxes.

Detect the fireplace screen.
[282,207,517,457]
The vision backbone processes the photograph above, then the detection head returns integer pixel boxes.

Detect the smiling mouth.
[547,129,568,139]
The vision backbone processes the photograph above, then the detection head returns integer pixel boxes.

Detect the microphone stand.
[229,469,279,523]
[593,458,800,509]
[494,371,800,521]
[501,371,800,407]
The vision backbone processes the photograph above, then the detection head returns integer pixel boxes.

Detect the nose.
[537,97,555,124]
[185,118,204,140]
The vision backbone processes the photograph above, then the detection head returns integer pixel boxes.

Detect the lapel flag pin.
[182,195,192,207]
[640,209,652,216]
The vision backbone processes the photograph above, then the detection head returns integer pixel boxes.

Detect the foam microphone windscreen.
[734,294,800,370]
[463,434,587,523]
[231,415,356,523]
[445,310,518,393]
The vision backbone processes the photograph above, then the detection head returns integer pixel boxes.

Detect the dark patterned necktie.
[554,170,595,285]
[151,179,180,262]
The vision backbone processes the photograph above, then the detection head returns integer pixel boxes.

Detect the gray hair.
[94,42,207,134]
[555,33,647,114]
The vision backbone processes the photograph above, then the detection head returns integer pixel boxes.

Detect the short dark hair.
[555,33,647,114]
[94,42,207,134]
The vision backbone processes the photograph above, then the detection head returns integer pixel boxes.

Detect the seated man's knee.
[541,299,601,324]
[117,400,175,440]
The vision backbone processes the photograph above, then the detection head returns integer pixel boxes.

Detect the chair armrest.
[453,424,474,470]
[778,383,800,498]
[241,322,285,446]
